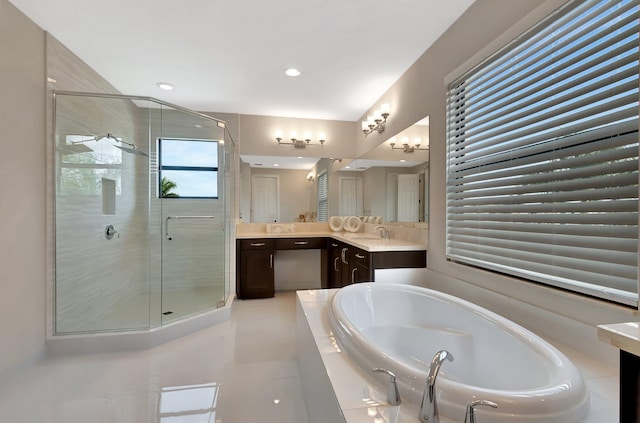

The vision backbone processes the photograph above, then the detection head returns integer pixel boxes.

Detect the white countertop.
[236,230,426,252]
[597,322,640,356]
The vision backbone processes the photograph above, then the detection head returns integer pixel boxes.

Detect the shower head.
[70,133,148,156]
[104,133,148,157]
[113,144,149,157]
[58,143,94,154]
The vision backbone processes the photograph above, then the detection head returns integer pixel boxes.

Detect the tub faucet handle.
[372,368,401,405]
[464,400,498,423]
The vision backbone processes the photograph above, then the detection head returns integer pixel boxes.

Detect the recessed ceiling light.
[157,82,174,91]
[297,156,303,159]
[285,68,301,77]
[274,164,280,167]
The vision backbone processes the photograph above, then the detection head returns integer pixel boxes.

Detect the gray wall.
[0,0,46,379]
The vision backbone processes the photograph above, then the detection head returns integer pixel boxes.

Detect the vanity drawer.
[275,237,326,250]
[350,248,370,268]
[239,239,274,250]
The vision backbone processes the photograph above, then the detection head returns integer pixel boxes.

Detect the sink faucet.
[419,350,453,423]
[374,226,390,240]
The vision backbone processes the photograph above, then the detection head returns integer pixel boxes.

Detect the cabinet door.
[327,242,343,288]
[238,249,274,299]
[350,248,373,284]
[340,246,351,287]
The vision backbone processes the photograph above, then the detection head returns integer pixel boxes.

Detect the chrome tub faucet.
[419,350,453,423]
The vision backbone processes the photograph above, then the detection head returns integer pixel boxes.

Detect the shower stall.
[53,92,234,335]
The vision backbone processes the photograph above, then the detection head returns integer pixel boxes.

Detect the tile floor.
[0,291,308,423]
[0,290,620,422]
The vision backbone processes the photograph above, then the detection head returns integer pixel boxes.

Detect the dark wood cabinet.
[331,242,373,287]
[236,239,274,299]
[237,235,426,297]
[327,240,344,288]
[350,248,373,284]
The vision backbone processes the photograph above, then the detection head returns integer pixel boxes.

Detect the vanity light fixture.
[362,103,390,136]
[275,130,325,149]
[389,136,429,153]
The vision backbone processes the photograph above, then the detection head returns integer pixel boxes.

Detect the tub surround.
[598,322,640,422]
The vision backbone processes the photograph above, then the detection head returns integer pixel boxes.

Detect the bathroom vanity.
[235,226,426,299]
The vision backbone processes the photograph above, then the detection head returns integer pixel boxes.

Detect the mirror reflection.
[239,116,429,225]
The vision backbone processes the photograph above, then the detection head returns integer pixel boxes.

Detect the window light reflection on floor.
[159,382,219,422]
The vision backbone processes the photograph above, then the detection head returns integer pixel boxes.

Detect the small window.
[159,139,219,199]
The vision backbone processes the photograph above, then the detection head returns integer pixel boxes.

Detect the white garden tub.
[328,283,589,422]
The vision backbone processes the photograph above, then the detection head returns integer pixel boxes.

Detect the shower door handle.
[165,215,215,240]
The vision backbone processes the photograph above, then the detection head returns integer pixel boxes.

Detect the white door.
[386,173,398,222]
[251,175,279,222]
[397,174,419,222]
[339,177,363,215]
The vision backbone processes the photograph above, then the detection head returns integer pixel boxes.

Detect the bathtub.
[328,283,589,422]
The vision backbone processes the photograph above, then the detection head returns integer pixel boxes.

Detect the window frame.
[158,138,220,199]
[444,0,640,307]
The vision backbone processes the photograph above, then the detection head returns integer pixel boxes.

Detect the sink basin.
[351,236,381,241]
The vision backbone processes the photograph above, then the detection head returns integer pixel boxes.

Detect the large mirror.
[239,116,429,225]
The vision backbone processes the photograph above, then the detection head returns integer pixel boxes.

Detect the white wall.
[357,0,638,365]
[238,114,357,159]
[0,0,46,380]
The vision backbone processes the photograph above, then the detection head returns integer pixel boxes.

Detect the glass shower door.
[157,111,227,325]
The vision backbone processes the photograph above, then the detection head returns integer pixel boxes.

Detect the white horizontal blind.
[317,171,328,222]
[445,0,640,306]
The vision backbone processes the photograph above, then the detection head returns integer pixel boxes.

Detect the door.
[387,173,398,221]
[159,135,226,325]
[397,174,419,222]
[252,175,279,222]
[339,177,363,215]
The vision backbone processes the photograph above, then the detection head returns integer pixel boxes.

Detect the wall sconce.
[389,136,429,153]
[276,130,325,148]
[362,103,390,136]
[306,174,315,182]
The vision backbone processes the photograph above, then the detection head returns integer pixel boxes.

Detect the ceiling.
[10,0,474,121]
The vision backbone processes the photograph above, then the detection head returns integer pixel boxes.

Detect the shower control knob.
[105,224,119,240]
